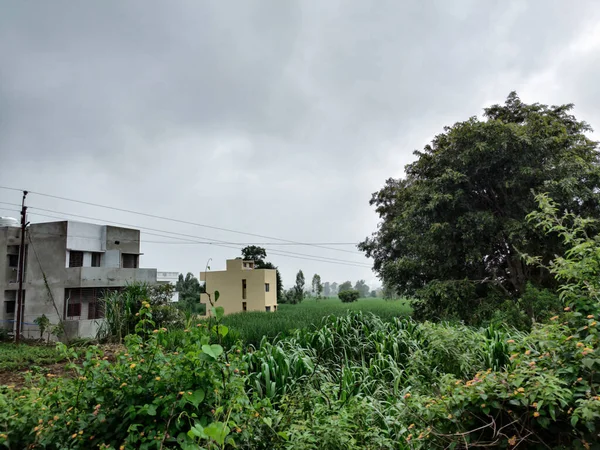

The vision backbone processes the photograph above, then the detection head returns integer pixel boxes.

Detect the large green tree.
[240,246,283,303]
[360,93,600,311]
[175,273,204,310]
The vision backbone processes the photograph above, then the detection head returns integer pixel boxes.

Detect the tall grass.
[220,297,411,346]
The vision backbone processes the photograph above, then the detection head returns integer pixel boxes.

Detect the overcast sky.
[1,1,600,289]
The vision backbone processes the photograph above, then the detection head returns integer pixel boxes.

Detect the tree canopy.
[360,93,600,310]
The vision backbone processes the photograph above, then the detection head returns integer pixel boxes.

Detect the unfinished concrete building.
[0,220,157,340]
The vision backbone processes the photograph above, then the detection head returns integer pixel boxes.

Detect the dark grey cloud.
[1,0,599,287]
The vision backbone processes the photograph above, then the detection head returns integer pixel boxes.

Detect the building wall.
[0,221,157,340]
[200,260,277,315]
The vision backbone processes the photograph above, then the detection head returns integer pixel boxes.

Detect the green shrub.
[338,290,360,303]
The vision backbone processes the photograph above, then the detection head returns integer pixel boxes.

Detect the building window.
[242,279,247,300]
[265,283,270,292]
[242,301,247,312]
[8,254,18,268]
[88,301,104,320]
[69,251,84,268]
[91,252,102,267]
[65,287,115,320]
[265,306,271,312]
[4,290,23,315]
[122,253,139,269]
[67,303,82,317]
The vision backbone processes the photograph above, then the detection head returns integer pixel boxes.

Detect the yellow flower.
[481,404,486,408]
[517,387,525,393]
[72,433,78,439]
[79,430,83,435]
[525,350,531,355]
[591,322,597,327]
[550,316,559,321]
[508,436,517,446]
[0,434,7,439]
[120,383,127,388]
[577,342,585,348]
[587,315,594,319]
[155,377,161,381]
[408,423,415,430]
[403,393,411,399]
[533,411,540,418]
[564,306,571,311]
[130,363,136,369]
[507,339,515,343]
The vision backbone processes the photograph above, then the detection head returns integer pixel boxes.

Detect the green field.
[0,343,63,372]
[220,297,411,346]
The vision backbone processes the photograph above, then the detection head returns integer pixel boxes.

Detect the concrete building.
[0,220,157,340]
[157,271,180,302]
[200,259,277,315]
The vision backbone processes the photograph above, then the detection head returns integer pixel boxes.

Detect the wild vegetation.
[0,344,62,372]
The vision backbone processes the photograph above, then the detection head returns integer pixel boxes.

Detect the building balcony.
[65,267,157,288]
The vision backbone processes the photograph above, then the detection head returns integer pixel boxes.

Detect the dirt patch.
[0,343,125,389]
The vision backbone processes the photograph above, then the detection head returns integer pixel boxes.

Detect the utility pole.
[15,191,28,344]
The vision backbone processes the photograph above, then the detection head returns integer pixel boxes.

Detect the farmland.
[221,297,411,346]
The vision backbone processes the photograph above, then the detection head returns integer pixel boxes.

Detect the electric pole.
[15,190,28,344]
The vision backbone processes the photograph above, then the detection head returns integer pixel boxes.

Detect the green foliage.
[0,302,266,450]
[220,297,411,347]
[360,93,600,318]
[0,343,63,372]
[175,272,204,311]
[338,281,352,293]
[97,283,183,343]
[353,280,369,297]
[288,270,305,304]
[527,193,600,314]
[33,314,50,341]
[338,290,360,303]
[310,274,322,299]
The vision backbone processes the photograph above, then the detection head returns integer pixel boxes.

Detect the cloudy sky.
[1,1,600,289]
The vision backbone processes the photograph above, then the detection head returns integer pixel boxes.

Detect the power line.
[0,186,362,254]
[20,209,372,268]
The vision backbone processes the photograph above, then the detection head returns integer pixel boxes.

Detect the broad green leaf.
[188,389,205,408]
[215,306,224,320]
[211,325,229,337]
[202,344,224,359]
[146,405,157,416]
[214,291,220,302]
[263,417,272,427]
[204,422,230,446]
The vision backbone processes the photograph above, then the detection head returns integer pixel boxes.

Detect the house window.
[88,300,104,319]
[91,252,102,267]
[7,254,18,268]
[4,290,23,315]
[242,279,247,300]
[122,253,139,269]
[69,251,84,268]
[242,301,247,312]
[265,306,271,312]
[265,283,270,292]
[67,303,82,317]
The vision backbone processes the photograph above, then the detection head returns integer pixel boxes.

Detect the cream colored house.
[200,259,277,315]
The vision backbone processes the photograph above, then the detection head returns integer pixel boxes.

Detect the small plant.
[338,290,360,303]
[33,315,51,342]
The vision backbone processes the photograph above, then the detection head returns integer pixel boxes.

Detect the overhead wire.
[0,186,362,255]
[16,209,372,268]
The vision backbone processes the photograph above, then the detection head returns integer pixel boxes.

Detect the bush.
[97,283,183,342]
[338,290,360,303]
